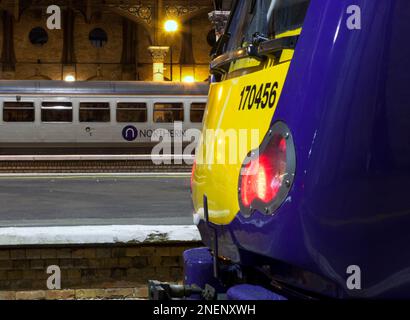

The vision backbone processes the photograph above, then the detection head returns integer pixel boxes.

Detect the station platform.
[0,174,192,227]
[0,224,201,297]
[0,159,199,298]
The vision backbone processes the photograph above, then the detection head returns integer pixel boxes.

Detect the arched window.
[89,28,108,48]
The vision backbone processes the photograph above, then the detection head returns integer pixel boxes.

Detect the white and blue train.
[0,81,209,154]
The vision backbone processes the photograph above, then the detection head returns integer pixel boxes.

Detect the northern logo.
[122,125,138,141]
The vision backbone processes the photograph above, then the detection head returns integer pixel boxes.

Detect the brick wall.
[2,6,213,81]
[0,242,202,293]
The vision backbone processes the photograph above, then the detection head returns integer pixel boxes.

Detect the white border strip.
[0,225,201,246]
[0,172,191,178]
[0,154,195,161]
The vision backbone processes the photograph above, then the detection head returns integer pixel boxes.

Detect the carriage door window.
[153,103,184,123]
[41,102,73,122]
[190,103,206,123]
[79,102,110,122]
[3,102,35,122]
[116,103,147,123]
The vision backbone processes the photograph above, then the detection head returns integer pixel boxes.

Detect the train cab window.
[116,103,147,123]
[41,102,73,123]
[153,103,184,123]
[223,0,254,53]
[79,102,110,122]
[267,0,310,37]
[190,103,206,123]
[223,0,310,53]
[3,102,35,122]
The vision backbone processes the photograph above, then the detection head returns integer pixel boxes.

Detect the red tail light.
[239,122,295,216]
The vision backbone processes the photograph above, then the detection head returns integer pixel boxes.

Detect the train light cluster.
[239,122,296,217]
[240,136,287,207]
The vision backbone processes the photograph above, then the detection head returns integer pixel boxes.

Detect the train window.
[225,0,310,53]
[224,0,253,53]
[153,103,184,123]
[79,102,110,122]
[41,102,73,123]
[3,102,35,122]
[267,0,311,37]
[190,103,206,123]
[116,103,147,123]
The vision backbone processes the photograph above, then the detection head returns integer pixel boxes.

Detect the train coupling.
[148,280,216,300]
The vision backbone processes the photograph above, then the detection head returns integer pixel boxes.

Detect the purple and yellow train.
[150,0,410,300]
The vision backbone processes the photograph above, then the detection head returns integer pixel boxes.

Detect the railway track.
[0,155,193,173]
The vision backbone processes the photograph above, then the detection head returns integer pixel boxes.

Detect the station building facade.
[0,0,220,82]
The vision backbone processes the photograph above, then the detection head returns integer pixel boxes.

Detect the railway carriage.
[0,81,209,154]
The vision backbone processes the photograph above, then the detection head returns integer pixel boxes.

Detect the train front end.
[188,0,410,300]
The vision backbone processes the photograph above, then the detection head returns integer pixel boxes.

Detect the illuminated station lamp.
[164,20,178,33]
[64,74,76,82]
[183,76,195,83]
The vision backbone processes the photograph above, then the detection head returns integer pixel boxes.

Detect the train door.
[0,97,38,144]
[37,98,76,143]
[73,97,113,144]
[115,97,151,145]
[151,97,186,151]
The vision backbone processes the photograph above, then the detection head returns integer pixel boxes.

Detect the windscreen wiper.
[258,35,299,56]
[210,35,299,75]
[252,32,270,45]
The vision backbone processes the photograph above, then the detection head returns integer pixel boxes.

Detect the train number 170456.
[238,82,279,111]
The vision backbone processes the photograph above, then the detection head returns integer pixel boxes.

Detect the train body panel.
[190,0,410,299]
[192,61,291,225]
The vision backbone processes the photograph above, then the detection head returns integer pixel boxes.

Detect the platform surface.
[0,174,193,227]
